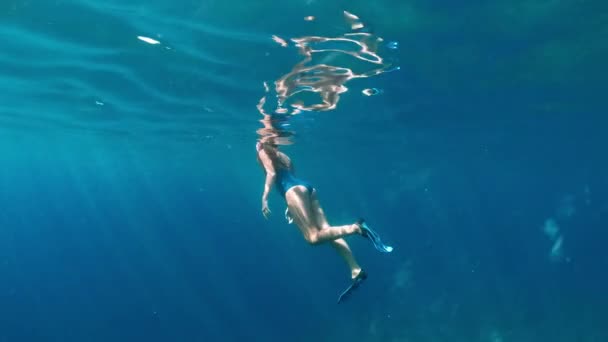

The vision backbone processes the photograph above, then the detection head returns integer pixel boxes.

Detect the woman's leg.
[285,186,361,245]
[309,189,330,229]
[330,239,362,279]
[309,190,362,279]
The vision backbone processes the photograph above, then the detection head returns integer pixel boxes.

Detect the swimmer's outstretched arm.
[258,149,276,218]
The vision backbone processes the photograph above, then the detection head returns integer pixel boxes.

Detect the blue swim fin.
[358,219,393,253]
[337,270,367,304]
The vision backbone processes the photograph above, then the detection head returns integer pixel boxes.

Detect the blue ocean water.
[1,1,607,341]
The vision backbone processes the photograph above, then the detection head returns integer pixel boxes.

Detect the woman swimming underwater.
[256,140,392,303]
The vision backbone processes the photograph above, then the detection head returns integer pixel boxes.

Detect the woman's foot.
[337,269,368,304]
[353,220,364,235]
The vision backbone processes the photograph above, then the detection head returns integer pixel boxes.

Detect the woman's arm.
[258,149,276,218]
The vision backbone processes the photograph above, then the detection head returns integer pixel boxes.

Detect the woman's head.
[257,139,277,152]
[256,138,290,170]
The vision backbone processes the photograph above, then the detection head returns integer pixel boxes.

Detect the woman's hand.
[262,200,271,219]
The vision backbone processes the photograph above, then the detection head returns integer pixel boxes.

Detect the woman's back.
[275,151,292,172]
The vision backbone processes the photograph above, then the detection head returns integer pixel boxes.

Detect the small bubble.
[362,88,383,96]
[386,41,399,50]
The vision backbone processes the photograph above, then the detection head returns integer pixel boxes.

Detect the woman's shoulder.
[277,151,291,162]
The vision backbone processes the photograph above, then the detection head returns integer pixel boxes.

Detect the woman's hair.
[257,140,277,154]
[257,140,289,169]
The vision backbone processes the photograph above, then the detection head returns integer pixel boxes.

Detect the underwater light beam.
[137,36,161,45]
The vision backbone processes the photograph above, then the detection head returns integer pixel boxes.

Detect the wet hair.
[257,140,276,153]
[257,140,288,170]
